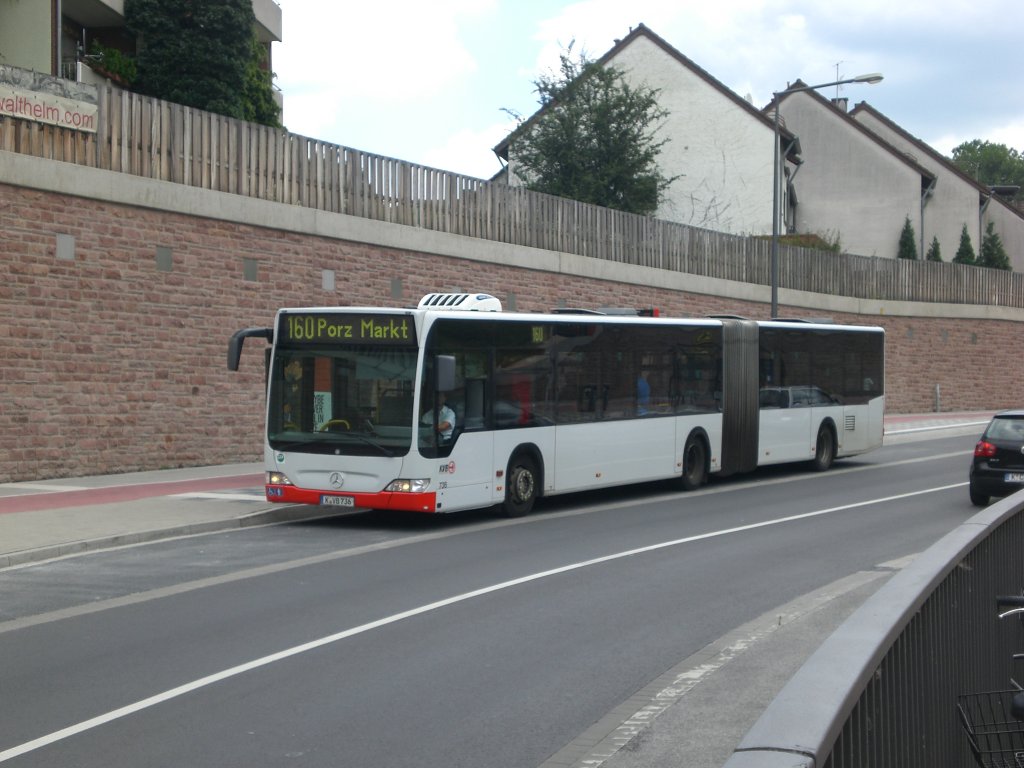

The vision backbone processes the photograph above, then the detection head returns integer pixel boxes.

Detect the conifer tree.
[952,223,976,265]
[925,235,942,262]
[897,216,917,259]
[978,221,1011,270]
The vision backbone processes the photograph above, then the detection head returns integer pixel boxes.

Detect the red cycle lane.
[0,474,264,515]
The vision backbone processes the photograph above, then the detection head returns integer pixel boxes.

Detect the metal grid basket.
[959,690,1024,768]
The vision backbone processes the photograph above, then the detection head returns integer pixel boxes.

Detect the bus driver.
[421,392,456,441]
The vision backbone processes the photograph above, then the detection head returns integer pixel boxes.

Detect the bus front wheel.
[812,424,836,472]
[680,435,707,491]
[502,454,539,517]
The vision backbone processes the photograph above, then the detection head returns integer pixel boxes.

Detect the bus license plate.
[320,495,355,507]
[1005,473,1024,483]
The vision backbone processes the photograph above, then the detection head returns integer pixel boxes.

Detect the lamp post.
[770,73,883,318]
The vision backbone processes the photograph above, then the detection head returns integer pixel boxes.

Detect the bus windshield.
[267,345,418,457]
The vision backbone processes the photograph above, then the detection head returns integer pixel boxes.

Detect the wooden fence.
[3,75,1023,310]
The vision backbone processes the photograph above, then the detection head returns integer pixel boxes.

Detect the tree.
[504,45,676,216]
[241,34,281,127]
[951,140,1024,193]
[897,216,917,259]
[953,223,976,265]
[978,221,1011,270]
[126,0,278,126]
[925,235,942,262]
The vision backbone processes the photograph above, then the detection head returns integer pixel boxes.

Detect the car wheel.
[680,434,707,491]
[969,484,989,507]
[502,454,538,517]
[811,424,835,472]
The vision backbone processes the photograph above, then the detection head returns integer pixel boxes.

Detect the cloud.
[272,0,1024,175]
[929,118,1024,158]
[420,120,519,179]
[276,0,492,102]
[274,0,499,155]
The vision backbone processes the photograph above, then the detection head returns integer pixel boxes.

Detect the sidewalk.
[0,412,993,569]
[0,463,326,568]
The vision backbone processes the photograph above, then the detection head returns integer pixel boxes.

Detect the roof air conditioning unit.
[418,293,502,312]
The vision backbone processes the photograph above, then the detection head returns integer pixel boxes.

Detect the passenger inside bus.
[636,370,651,415]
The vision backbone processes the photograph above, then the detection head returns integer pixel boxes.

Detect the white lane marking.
[171,492,266,501]
[0,484,90,493]
[0,447,970,631]
[545,567,895,768]
[886,421,988,435]
[0,481,966,763]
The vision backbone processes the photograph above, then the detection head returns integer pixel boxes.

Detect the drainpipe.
[780,136,800,233]
[920,178,936,259]
[53,0,62,76]
[785,157,804,235]
[980,193,992,249]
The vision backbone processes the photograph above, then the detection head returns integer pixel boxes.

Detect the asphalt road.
[0,433,978,767]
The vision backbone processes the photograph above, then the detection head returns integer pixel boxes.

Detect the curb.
[0,505,341,569]
[539,566,898,768]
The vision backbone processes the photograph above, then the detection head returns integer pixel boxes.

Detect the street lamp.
[770,73,883,318]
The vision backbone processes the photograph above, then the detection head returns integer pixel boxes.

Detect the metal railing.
[724,491,1024,767]
[60,58,78,81]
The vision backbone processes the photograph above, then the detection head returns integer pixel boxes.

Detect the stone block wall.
[1,172,1020,482]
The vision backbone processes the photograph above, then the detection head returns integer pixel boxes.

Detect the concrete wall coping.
[3,149,1023,323]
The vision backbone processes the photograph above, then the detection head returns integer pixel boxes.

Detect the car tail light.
[975,440,998,458]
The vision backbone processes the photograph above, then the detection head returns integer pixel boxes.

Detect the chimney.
[831,97,849,113]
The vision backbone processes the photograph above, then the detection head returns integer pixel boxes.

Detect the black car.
[969,409,1024,506]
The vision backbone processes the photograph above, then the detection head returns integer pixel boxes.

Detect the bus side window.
[462,379,485,430]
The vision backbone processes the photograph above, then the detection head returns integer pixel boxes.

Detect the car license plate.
[320,495,355,507]
[1005,473,1024,483]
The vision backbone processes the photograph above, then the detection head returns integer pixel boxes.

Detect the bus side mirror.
[436,355,456,392]
[228,327,273,371]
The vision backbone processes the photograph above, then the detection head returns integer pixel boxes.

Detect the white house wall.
[0,0,51,75]
[852,110,983,263]
[853,110,1024,272]
[781,93,923,259]
[596,35,774,236]
[984,203,1024,271]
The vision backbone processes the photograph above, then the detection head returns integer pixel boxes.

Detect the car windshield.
[267,346,417,456]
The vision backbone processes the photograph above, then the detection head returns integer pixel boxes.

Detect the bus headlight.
[267,471,293,486]
[384,478,431,493]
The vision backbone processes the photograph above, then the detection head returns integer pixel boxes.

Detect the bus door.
[419,358,494,512]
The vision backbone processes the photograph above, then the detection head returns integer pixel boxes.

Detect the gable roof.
[771,82,936,191]
[492,22,797,163]
[849,101,1024,221]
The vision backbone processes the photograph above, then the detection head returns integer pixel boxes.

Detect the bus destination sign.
[279,312,415,345]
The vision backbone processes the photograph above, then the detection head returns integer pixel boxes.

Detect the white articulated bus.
[228,293,884,517]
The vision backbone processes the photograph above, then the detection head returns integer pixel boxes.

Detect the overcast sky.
[273,0,1024,180]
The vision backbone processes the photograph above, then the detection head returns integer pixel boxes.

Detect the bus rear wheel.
[680,435,707,491]
[502,454,538,517]
[812,424,836,471]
